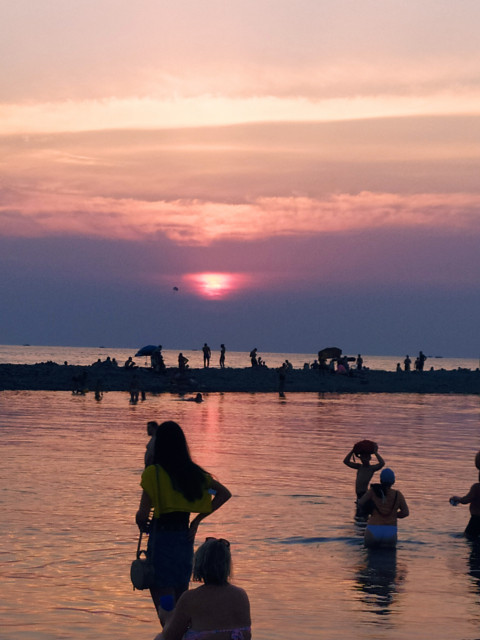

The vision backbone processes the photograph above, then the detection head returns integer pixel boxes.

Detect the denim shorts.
[147,523,193,589]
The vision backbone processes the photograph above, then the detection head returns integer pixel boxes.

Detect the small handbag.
[130,529,155,590]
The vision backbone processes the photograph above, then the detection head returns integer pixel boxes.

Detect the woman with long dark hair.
[136,421,231,626]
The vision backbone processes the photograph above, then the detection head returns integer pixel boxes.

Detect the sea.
[1,345,480,640]
[1,344,479,371]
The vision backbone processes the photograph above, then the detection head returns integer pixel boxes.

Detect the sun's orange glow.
[184,272,247,298]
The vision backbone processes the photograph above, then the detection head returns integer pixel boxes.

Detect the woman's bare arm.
[135,490,152,530]
[189,479,232,540]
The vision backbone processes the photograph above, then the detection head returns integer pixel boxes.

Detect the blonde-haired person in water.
[156,537,251,640]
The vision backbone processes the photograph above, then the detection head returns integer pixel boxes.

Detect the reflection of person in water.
[468,540,480,595]
[354,548,406,616]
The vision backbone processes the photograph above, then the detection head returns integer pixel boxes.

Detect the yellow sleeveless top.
[141,464,213,517]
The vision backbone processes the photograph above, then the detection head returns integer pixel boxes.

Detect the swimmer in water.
[343,443,385,516]
[358,467,409,548]
[450,450,480,540]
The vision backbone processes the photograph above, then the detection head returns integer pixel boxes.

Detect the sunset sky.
[1,0,480,356]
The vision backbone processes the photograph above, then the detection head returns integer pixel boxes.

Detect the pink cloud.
[2,190,480,245]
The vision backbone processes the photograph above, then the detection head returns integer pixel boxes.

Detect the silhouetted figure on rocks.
[219,344,226,369]
[124,356,137,369]
[178,353,189,371]
[202,343,211,368]
[278,362,287,397]
[151,346,165,373]
[416,351,427,371]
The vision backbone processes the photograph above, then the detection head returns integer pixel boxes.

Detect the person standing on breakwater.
[178,353,189,371]
[136,421,231,627]
[416,350,427,371]
[358,467,409,548]
[156,537,251,640]
[278,362,287,397]
[152,346,165,373]
[249,348,258,367]
[450,451,480,539]
[219,344,226,369]
[343,441,385,517]
[202,344,211,368]
[404,355,411,372]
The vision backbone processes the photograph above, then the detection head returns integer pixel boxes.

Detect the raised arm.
[343,449,360,469]
[370,449,386,471]
[188,478,232,541]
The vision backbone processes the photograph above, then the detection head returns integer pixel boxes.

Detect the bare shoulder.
[229,584,250,601]
[176,586,201,609]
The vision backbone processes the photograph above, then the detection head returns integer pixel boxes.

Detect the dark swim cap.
[380,468,395,484]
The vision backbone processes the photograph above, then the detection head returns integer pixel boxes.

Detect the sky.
[1,0,480,357]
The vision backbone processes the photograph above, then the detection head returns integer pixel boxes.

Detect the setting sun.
[184,272,245,298]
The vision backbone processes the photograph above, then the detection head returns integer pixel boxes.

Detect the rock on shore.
[0,363,479,394]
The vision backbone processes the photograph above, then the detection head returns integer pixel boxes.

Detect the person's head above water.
[147,420,158,437]
[380,468,395,485]
[193,537,232,585]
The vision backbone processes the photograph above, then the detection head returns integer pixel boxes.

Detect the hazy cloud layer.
[2,3,480,354]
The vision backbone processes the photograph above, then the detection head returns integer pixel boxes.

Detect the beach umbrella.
[318,347,342,360]
[135,345,159,357]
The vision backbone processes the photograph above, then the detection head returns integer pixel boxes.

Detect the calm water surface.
[1,390,480,640]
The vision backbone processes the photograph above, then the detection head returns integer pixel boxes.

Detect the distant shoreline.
[0,362,479,394]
